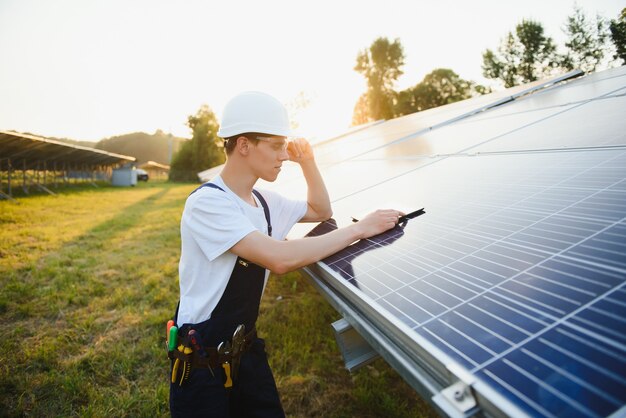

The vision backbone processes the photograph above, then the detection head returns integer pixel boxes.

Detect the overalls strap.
[251,189,272,237]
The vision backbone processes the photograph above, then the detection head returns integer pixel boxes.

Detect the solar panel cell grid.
[353,104,581,160]
[308,146,626,417]
[479,315,626,417]
[530,65,626,100]
[310,78,550,164]
[471,93,626,154]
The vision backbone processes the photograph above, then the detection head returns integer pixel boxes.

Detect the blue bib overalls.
[170,183,285,418]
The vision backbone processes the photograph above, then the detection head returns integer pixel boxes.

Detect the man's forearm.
[300,160,332,221]
[231,209,403,274]
[233,222,364,274]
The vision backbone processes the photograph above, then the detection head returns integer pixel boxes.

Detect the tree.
[354,37,405,121]
[169,105,225,182]
[351,93,370,126]
[562,6,610,73]
[610,8,626,63]
[482,20,561,87]
[482,33,519,88]
[96,131,185,165]
[395,69,486,117]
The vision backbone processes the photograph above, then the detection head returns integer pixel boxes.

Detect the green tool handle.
[168,326,178,352]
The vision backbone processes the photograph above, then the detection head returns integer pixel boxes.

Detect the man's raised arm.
[287,138,332,222]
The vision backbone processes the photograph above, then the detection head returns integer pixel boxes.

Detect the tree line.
[169,105,225,181]
[169,6,626,181]
[353,6,626,124]
[96,131,186,165]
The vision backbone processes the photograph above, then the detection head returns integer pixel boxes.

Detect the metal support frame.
[301,266,444,408]
[7,158,11,196]
[331,318,380,372]
[22,159,28,194]
[35,183,55,195]
[1,131,135,198]
[53,161,58,189]
[0,158,109,199]
[0,158,15,201]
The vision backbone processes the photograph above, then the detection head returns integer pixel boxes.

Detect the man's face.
[249,135,289,182]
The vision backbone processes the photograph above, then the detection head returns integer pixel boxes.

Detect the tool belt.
[168,327,257,369]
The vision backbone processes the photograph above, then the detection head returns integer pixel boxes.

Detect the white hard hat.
[217,91,293,138]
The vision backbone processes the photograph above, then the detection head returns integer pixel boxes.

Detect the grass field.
[0,181,437,417]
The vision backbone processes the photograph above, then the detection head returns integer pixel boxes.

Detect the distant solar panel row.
[0,130,135,168]
[290,66,626,418]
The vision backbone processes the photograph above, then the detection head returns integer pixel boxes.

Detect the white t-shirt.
[177,175,307,325]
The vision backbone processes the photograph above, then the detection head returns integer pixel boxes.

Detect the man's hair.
[223,133,260,155]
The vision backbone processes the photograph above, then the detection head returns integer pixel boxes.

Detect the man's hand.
[354,209,406,239]
[287,138,314,164]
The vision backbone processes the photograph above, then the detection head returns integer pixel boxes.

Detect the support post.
[8,159,12,196]
[22,159,28,194]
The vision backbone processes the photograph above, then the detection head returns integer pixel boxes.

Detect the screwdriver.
[168,326,178,352]
[166,320,175,347]
[351,208,425,223]
[188,330,205,356]
[399,208,425,223]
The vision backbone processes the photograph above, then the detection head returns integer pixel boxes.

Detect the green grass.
[0,181,438,417]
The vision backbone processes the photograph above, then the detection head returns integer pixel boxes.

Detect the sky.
[0,0,623,143]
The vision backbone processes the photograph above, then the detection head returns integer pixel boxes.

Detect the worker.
[169,91,404,417]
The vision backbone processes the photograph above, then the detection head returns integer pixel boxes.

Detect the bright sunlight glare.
[0,0,623,142]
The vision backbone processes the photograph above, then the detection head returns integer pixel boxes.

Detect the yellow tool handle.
[179,362,187,385]
[177,344,193,386]
[178,347,194,386]
[171,359,180,384]
[172,344,193,385]
[222,362,233,388]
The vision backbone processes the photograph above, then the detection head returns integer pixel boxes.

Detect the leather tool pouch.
[167,327,257,386]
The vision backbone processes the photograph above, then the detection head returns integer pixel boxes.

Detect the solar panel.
[472,93,626,154]
[307,149,626,417]
[288,66,626,418]
[311,70,582,165]
[260,71,584,197]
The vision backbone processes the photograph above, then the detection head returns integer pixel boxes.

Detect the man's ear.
[236,136,250,155]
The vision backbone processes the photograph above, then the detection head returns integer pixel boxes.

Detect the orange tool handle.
[222,362,233,388]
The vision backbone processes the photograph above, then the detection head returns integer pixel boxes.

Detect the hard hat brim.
[217,123,295,139]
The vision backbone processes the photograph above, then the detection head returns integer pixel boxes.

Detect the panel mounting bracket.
[432,364,479,418]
